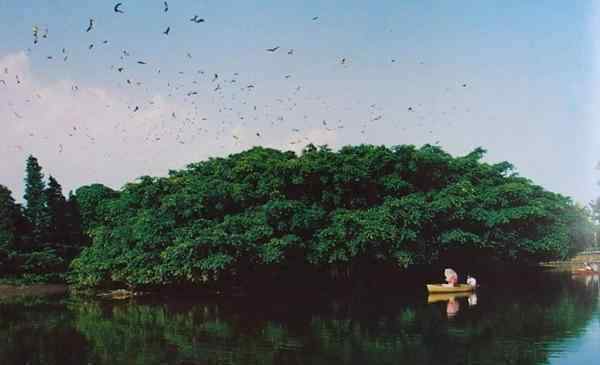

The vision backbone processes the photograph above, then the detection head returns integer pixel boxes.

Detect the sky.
[0,0,599,205]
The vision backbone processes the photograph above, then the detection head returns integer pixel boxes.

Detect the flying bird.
[114,3,124,13]
[164,1,169,12]
[86,18,94,32]
[266,46,280,52]
[163,26,170,35]
[312,16,319,21]
[137,61,147,64]
[88,43,94,50]
[190,15,205,23]
[32,25,39,44]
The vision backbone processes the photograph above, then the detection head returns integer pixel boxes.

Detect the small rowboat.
[426,284,475,293]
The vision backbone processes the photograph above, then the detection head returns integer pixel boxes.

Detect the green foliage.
[0,185,28,275]
[73,184,119,232]
[67,145,591,289]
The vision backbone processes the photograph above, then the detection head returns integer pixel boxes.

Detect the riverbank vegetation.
[1,145,597,289]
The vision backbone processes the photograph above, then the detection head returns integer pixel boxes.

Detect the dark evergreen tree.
[23,155,50,245]
[0,185,27,273]
[45,175,68,246]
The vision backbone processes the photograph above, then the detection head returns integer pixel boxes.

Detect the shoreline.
[0,284,68,300]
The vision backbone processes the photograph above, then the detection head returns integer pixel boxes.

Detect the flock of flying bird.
[3,2,471,156]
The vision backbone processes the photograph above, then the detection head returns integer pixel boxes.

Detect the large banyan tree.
[68,144,592,289]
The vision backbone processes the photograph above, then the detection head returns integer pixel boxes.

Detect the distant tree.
[0,185,21,247]
[23,155,50,245]
[45,175,68,246]
[0,185,27,273]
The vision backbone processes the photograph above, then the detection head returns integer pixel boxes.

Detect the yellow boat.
[426,284,475,293]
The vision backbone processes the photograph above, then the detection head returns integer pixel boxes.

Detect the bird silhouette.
[164,1,169,12]
[190,15,205,23]
[114,3,124,13]
[163,26,170,35]
[266,46,280,52]
[312,16,319,21]
[86,18,94,32]
[32,25,39,44]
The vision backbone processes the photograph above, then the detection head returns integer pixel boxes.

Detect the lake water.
[1,271,598,365]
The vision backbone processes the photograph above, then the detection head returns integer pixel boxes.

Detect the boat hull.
[426,284,475,293]
[427,292,472,303]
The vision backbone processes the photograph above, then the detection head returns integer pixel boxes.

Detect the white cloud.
[0,51,344,201]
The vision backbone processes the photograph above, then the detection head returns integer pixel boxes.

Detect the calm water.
[1,272,599,365]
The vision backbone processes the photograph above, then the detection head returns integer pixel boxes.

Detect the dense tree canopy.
[68,144,594,289]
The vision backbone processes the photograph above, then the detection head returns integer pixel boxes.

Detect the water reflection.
[0,272,597,365]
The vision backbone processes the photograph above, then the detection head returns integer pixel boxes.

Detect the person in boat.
[443,268,458,287]
[466,275,477,287]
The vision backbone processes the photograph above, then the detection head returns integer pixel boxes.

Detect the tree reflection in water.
[0,272,597,365]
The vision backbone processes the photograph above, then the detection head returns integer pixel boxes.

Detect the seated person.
[443,268,458,287]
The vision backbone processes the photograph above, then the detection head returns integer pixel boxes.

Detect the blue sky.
[0,0,598,204]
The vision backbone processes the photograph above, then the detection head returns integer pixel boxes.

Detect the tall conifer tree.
[45,175,68,246]
[24,155,50,245]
